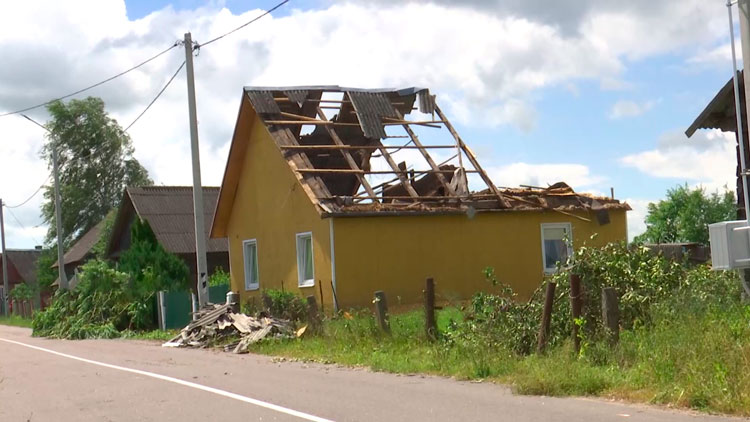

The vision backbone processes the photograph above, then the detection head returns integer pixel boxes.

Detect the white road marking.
[0,337,334,422]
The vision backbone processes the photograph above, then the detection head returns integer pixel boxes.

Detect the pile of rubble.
[163,303,296,354]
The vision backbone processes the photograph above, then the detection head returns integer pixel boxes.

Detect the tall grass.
[249,299,750,416]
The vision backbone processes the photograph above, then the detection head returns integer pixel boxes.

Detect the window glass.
[243,240,259,290]
[542,225,571,272]
[296,233,314,286]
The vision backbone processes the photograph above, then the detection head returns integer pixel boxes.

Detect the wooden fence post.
[569,274,583,354]
[537,281,557,353]
[373,291,390,334]
[601,287,620,345]
[424,278,437,342]
[306,295,321,332]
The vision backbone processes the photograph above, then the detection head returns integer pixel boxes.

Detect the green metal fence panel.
[209,284,230,304]
[163,290,192,329]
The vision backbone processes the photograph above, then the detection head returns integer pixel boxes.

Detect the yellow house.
[210,86,630,310]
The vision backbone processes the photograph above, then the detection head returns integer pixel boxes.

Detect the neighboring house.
[107,186,229,293]
[686,70,747,218]
[0,248,42,307]
[210,86,630,309]
[51,219,106,289]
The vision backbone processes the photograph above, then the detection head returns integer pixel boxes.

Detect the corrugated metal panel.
[57,220,105,266]
[284,90,308,107]
[126,186,228,254]
[245,90,281,114]
[418,89,436,114]
[347,91,398,139]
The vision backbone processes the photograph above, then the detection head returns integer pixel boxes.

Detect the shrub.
[209,267,230,287]
[9,283,35,301]
[263,289,307,322]
[32,260,144,339]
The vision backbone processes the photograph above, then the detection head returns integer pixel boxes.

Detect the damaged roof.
[108,186,228,256]
[212,86,629,236]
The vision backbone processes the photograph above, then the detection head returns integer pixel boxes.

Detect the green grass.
[0,315,33,328]
[121,329,180,341]
[248,304,750,416]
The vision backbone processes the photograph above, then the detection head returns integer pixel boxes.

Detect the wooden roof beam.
[394,109,458,197]
[315,107,378,199]
[433,105,511,208]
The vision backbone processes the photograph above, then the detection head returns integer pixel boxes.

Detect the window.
[541,223,572,274]
[243,239,259,290]
[296,232,314,287]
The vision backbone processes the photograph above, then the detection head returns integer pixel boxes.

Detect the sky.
[0,0,742,249]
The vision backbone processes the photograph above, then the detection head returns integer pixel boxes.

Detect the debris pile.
[163,303,295,354]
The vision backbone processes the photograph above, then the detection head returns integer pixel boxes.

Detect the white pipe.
[728,1,750,221]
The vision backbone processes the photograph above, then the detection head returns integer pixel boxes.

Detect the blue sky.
[0,0,741,247]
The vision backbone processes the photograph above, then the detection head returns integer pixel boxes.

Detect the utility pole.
[0,199,8,316]
[52,145,67,290]
[183,32,209,308]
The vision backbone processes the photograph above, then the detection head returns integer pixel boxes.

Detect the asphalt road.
[0,325,745,422]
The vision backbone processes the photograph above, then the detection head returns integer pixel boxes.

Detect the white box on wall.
[709,220,750,270]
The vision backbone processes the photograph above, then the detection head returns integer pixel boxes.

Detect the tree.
[634,184,735,245]
[41,97,152,247]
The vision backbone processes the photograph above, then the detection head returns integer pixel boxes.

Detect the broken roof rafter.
[240,86,625,216]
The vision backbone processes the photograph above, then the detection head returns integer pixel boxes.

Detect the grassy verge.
[121,329,180,341]
[248,304,750,416]
[0,315,33,328]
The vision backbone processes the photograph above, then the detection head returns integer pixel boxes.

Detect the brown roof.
[686,71,743,137]
[212,86,629,236]
[52,220,105,268]
[1,249,41,285]
[109,186,228,256]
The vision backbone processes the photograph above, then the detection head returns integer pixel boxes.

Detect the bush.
[9,283,35,301]
[32,260,148,339]
[263,289,307,322]
[445,240,741,356]
[209,267,230,287]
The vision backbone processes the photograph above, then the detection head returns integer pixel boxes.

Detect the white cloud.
[687,43,738,69]
[608,99,657,119]
[487,162,604,191]
[621,129,736,193]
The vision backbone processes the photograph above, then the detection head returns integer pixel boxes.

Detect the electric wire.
[5,208,42,246]
[124,60,186,132]
[199,0,289,48]
[4,174,51,209]
[0,42,181,118]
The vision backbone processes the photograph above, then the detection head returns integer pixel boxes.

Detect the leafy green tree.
[118,218,190,295]
[635,184,735,244]
[41,97,152,246]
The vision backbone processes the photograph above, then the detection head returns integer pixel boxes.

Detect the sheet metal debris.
[163,303,295,354]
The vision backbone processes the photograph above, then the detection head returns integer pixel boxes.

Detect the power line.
[4,174,51,209]
[5,208,42,246]
[0,41,181,118]
[125,60,186,132]
[199,0,289,48]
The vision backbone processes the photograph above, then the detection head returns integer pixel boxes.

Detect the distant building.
[107,186,229,293]
[0,248,42,307]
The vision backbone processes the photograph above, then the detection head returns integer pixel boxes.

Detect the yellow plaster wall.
[226,116,333,309]
[332,209,627,308]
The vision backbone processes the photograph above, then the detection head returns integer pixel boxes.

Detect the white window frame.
[296,232,315,288]
[541,223,573,274]
[242,239,260,291]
